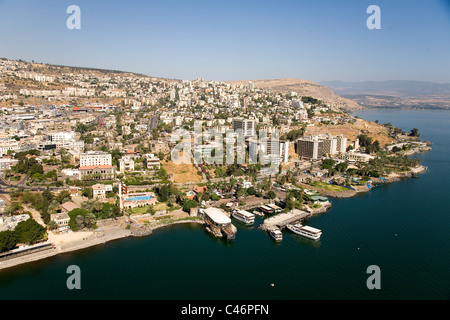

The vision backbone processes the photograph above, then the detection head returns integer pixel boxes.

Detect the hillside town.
[0,58,431,266]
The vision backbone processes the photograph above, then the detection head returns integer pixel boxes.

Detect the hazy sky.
[1,0,450,83]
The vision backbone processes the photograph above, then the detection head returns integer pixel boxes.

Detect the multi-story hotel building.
[80,151,112,167]
[79,151,114,180]
[296,134,348,160]
[232,118,256,137]
[296,136,324,160]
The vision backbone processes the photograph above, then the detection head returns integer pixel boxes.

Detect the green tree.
[82,188,93,199]
[335,162,348,172]
[321,158,336,170]
[246,187,256,196]
[265,190,276,200]
[156,167,168,180]
[0,231,18,253]
[14,219,46,244]
[67,208,89,231]
[47,220,58,231]
[182,199,198,212]
[410,128,420,137]
[146,206,156,215]
[56,190,71,204]
[210,193,220,201]
[4,202,23,215]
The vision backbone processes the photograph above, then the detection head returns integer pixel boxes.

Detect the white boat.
[269,228,283,241]
[286,223,322,240]
[231,210,255,225]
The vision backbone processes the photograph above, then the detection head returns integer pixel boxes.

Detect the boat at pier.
[231,210,255,225]
[269,228,283,242]
[286,224,322,240]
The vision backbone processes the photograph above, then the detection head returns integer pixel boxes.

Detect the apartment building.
[297,134,348,159]
[92,184,113,200]
[296,136,324,161]
[232,118,256,137]
[47,131,76,142]
[118,156,135,172]
[144,154,160,169]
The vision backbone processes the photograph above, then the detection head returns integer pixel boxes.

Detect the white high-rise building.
[280,141,289,163]
[336,135,347,154]
[48,131,76,142]
[321,133,338,156]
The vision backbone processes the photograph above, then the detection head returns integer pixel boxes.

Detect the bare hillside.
[228,78,363,111]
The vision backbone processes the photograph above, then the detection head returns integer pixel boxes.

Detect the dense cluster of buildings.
[0,58,387,239]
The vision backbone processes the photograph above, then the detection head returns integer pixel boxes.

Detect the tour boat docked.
[231,210,255,225]
[269,228,283,242]
[286,223,322,240]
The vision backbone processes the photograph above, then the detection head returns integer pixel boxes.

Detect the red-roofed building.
[193,186,208,194]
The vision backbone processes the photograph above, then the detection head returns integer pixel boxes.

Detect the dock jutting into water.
[260,209,311,231]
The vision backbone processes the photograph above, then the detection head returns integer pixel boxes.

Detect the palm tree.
[47,220,58,231]
[75,215,85,229]
[85,213,96,229]
[92,201,103,213]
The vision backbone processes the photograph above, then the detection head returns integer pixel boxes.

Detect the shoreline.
[0,162,430,271]
[300,165,428,199]
[0,219,204,272]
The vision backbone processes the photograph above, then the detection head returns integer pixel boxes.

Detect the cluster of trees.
[285,126,306,141]
[8,150,61,182]
[11,156,43,178]
[357,134,381,154]
[392,144,411,153]
[14,149,40,160]
[155,167,168,181]
[150,181,274,213]
[0,219,47,253]
[321,159,349,177]
[285,188,304,211]
[365,155,421,173]
[75,122,97,134]
[301,96,321,105]
[67,202,121,231]
[410,128,420,137]
[21,188,71,224]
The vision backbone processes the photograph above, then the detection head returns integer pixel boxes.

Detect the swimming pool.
[125,196,153,201]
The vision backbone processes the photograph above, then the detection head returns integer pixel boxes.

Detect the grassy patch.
[128,206,149,214]
[310,181,349,192]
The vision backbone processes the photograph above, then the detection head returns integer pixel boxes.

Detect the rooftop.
[61,202,79,212]
[203,207,231,225]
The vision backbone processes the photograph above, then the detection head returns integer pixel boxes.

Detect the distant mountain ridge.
[319,80,450,109]
[320,80,450,97]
